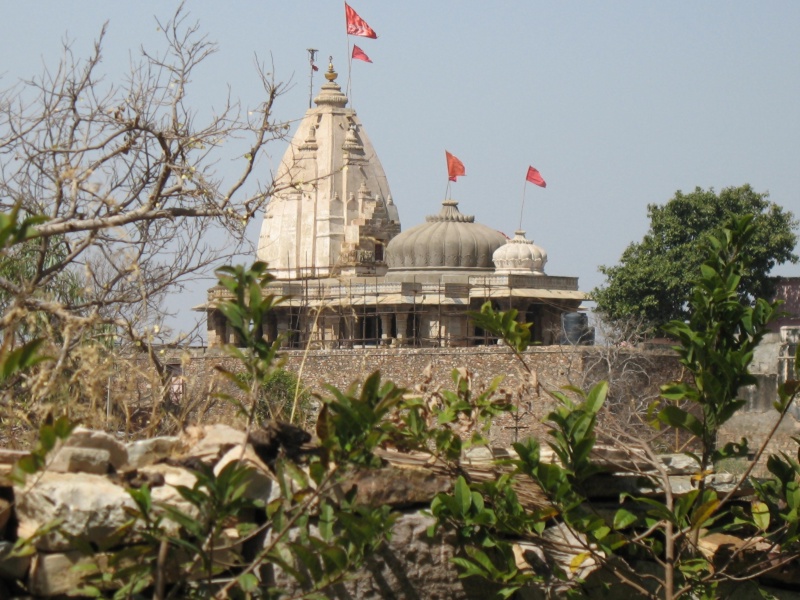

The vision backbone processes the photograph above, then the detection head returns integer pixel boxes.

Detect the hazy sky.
[2,2,799,338]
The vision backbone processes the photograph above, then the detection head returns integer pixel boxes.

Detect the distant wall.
[173,345,680,446]
[154,342,799,453]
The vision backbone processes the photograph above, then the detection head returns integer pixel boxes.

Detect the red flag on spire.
[352,45,373,63]
[526,166,546,188]
[345,3,378,38]
[446,151,465,182]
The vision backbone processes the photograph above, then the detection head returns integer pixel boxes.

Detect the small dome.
[492,230,547,274]
[387,201,507,270]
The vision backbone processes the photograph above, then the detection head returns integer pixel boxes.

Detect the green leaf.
[752,501,770,531]
[658,405,704,438]
[612,508,638,531]
[690,499,720,529]
[454,476,472,516]
[584,381,608,414]
[237,572,259,592]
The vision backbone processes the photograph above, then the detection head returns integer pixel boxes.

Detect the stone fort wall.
[167,344,798,457]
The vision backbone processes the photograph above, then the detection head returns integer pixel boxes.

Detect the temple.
[205,61,588,348]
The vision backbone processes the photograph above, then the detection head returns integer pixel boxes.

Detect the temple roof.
[386,200,507,272]
[257,60,400,279]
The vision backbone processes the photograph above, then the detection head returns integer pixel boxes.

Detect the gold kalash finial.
[325,56,338,82]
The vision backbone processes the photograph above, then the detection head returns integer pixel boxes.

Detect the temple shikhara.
[205,61,588,349]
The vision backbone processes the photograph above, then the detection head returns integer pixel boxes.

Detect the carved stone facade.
[257,62,399,280]
[207,61,587,349]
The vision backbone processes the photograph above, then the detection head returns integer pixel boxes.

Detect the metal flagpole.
[519,176,528,231]
[307,49,318,109]
[347,47,354,106]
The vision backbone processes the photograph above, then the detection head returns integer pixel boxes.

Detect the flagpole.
[519,179,528,231]
[348,51,354,107]
[307,48,318,109]
[345,36,353,104]
[444,180,451,201]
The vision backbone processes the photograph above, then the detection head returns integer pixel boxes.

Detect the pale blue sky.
[2,2,798,336]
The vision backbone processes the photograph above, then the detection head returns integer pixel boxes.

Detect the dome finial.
[325,57,338,82]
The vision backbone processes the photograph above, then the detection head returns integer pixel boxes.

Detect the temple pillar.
[380,313,393,346]
[395,313,408,346]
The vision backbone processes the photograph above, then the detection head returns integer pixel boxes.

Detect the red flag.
[446,151,465,182]
[352,45,373,63]
[345,3,378,38]
[526,166,546,188]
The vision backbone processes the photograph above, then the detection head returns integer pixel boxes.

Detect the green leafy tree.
[442,217,800,599]
[593,184,798,330]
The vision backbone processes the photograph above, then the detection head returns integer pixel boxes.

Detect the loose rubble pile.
[0,425,498,598]
[0,426,799,599]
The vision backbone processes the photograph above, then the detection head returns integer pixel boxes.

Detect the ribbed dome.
[492,230,547,274]
[387,201,507,270]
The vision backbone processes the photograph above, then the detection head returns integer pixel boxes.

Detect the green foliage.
[659,216,779,468]
[77,460,263,599]
[0,207,54,384]
[213,262,287,423]
[318,371,408,468]
[593,184,798,330]
[12,222,800,599]
[470,303,532,353]
[236,368,311,424]
[438,221,800,599]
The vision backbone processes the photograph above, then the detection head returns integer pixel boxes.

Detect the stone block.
[181,424,246,465]
[125,436,181,470]
[214,445,277,504]
[49,447,111,475]
[16,472,134,551]
[268,510,504,599]
[29,551,94,596]
[0,540,31,581]
[64,428,127,472]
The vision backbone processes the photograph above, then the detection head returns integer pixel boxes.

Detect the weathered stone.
[0,497,11,537]
[16,472,135,551]
[541,522,602,582]
[0,540,31,581]
[138,463,198,514]
[125,436,181,470]
[181,424,246,465]
[344,466,452,507]
[0,448,30,465]
[49,446,111,474]
[64,427,127,471]
[214,444,277,503]
[28,550,107,597]
[269,510,504,599]
[16,466,198,552]
[659,453,701,475]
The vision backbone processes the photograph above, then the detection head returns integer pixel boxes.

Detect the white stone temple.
[206,61,587,348]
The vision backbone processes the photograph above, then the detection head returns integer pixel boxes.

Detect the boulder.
[214,444,278,503]
[48,447,111,475]
[16,466,198,552]
[28,551,106,597]
[16,472,135,551]
[180,424,246,465]
[269,510,503,599]
[125,436,181,470]
[63,428,127,472]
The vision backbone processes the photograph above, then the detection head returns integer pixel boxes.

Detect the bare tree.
[554,314,690,449]
[0,7,289,431]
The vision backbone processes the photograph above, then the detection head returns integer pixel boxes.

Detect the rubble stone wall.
[140,345,799,458]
